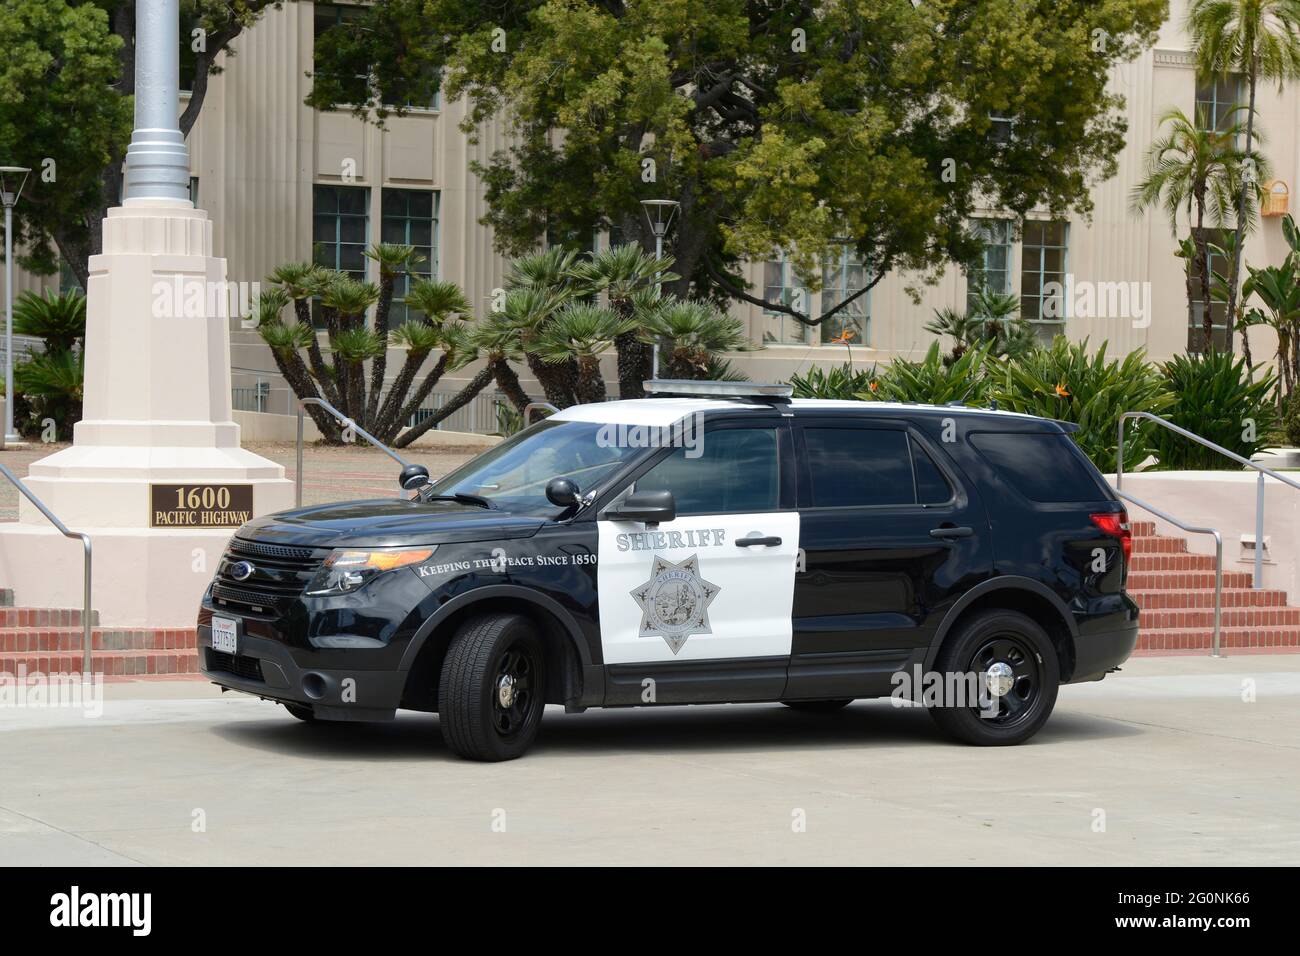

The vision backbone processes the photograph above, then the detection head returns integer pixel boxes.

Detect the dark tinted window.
[970,432,1106,503]
[635,427,779,515]
[804,428,914,507]
[912,440,954,504]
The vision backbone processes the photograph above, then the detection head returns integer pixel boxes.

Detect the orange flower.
[1054,383,1070,398]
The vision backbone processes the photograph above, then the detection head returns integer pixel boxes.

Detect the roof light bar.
[644,379,793,401]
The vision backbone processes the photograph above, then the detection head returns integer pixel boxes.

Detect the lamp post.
[1,166,31,443]
[640,198,679,378]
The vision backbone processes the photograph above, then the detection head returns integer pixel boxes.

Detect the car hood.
[235,498,548,549]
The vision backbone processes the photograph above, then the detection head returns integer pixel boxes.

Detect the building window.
[313,184,369,281]
[761,258,810,345]
[1020,220,1068,344]
[966,219,1015,312]
[1188,231,1230,352]
[381,189,439,323]
[820,248,868,345]
[1195,75,1241,133]
[313,3,370,105]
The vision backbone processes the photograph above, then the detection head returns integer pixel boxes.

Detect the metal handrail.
[1116,489,1223,659]
[523,401,558,427]
[1117,410,1300,589]
[0,464,93,673]
[295,398,415,508]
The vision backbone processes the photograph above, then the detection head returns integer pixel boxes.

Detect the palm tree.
[1131,106,1262,350]
[643,300,753,380]
[533,303,636,403]
[363,243,426,424]
[1188,0,1300,348]
[571,243,677,398]
[268,262,335,403]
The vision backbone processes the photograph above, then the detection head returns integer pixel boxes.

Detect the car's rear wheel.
[438,613,547,761]
[782,699,853,713]
[928,609,1059,746]
[283,703,316,722]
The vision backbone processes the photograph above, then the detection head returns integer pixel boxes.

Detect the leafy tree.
[1188,0,1300,349]
[311,0,1166,329]
[1131,107,1265,350]
[1,1,283,289]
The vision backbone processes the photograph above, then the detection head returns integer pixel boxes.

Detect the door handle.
[929,526,973,539]
[736,536,782,548]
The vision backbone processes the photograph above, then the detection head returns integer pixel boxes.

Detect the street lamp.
[640,198,679,379]
[1,166,31,444]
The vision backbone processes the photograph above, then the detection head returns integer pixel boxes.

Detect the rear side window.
[802,427,953,507]
[970,432,1107,503]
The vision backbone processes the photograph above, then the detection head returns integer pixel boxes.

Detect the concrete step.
[0,650,200,677]
[1129,588,1289,609]
[0,627,197,653]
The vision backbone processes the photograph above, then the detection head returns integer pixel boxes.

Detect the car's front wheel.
[928,609,1059,746]
[438,613,547,761]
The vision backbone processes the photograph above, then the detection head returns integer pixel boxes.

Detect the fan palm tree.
[533,303,636,403]
[1188,0,1300,347]
[363,243,426,423]
[571,243,678,398]
[1131,107,1262,350]
[643,300,753,380]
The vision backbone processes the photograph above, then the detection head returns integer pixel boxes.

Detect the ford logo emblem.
[230,560,255,582]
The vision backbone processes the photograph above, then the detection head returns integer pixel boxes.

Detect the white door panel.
[597,513,800,665]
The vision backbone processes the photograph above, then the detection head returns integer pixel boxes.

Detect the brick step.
[1128,570,1253,590]
[1130,535,1188,554]
[1136,627,1300,651]
[1140,606,1300,629]
[0,607,99,627]
[1129,588,1288,609]
[1128,553,1218,571]
[0,650,200,677]
[0,628,197,653]
[1130,520,1157,536]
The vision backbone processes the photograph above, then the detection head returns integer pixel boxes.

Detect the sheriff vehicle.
[198,381,1138,760]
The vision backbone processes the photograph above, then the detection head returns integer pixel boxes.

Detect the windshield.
[427,419,640,512]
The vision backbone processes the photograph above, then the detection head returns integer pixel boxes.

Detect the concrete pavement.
[1,654,1297,866]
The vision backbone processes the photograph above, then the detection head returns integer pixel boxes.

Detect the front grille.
[206,648,265,682]
[211,537,328,615]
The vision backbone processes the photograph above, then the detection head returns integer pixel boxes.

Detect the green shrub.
[859,342,992,405]
[991,338,1170,473]
[789,363,874,399]
[1153,351,1278,469]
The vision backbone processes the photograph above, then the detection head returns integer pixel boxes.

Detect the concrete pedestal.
[0,199,294,625]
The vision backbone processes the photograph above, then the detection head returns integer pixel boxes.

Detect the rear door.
[596,418,800,704]
[786,418,992,700]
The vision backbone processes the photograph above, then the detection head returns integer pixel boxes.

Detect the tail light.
[1090,510,1132,562]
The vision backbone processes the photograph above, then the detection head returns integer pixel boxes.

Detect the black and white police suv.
[198,380,1138,760]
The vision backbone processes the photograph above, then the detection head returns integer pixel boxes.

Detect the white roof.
[550,396,1043,427]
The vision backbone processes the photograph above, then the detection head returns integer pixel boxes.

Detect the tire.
[283,703,316,723]
[438,613,547,761]
[782,699,853,713]
[927,609,1059,746]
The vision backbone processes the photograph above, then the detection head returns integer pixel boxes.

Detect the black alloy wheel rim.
[493,645,538,738]
[969,635,1041,725]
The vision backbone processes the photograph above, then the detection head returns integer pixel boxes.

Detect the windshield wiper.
[420,491,497,510]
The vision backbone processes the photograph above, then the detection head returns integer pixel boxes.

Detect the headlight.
[305,547,435,596]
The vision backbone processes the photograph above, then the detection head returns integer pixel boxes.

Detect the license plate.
[211,616,238,654]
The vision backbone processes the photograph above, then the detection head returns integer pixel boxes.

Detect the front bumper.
[197,624,407,721]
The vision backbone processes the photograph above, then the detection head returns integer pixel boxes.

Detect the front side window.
[632,427,780,516]
[431,420,640,512]
[1020,220,1068,344]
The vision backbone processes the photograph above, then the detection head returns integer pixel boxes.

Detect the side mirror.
[606,490,676,525]
[546,477,581,507]
[399,463,431,490]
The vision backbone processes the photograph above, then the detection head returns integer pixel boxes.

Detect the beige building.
[4,0,1298,427]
